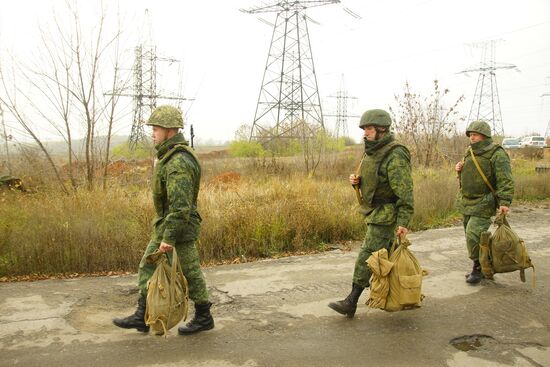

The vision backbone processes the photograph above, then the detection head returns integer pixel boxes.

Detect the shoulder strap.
[163,144,200,168]
[468,146,496,194]
[353,153,366,205]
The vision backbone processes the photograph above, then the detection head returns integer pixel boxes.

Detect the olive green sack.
[479,214,535,285]
[365,248,393,309]
[366,237,425,312]
[145,248,189,336]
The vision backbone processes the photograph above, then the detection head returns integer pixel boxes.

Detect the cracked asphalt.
[1,204,549,367]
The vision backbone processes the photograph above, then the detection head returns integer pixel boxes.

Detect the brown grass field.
[1,146,549,277]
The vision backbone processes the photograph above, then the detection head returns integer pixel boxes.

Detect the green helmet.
[466,120,491,138]
[359,109,392,129]
[146,105,184,129]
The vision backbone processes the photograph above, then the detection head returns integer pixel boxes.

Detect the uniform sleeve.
[162,157,195,245]
[387,148,414,228]
[492,149,514,207]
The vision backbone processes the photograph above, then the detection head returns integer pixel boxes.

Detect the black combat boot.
[328,283,365,318]
[178,302,215,335]
[112,295,149,332]
[466,260,483,284]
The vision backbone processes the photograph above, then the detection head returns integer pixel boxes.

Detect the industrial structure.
[241,0,340,143]
[326,75,358,139]
[109,10,190,149]
[459,39,518,137]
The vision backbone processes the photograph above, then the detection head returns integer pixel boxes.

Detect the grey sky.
[1,0,549,144]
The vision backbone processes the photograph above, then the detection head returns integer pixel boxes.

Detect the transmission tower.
[542,77,550,138]
[107,10,190,150]
[459,40,518,137]
[241,0,340,143]
[326,75,358,139]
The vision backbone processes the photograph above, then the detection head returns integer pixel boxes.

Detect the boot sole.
[328,303,356,318]
[112,320,150,333]
[178,323,215,335]
[465,276,483,284]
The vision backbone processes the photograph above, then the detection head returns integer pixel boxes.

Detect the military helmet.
[466,120,491,138]
[359,109,392,129]
[146,105,184,129]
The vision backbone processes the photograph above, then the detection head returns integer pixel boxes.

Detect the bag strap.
[353,153,365,205]
[390,235,402,255]
[468,146,495,194]
[494,212,510,227]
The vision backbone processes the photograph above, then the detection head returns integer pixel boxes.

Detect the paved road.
[1,204,549,367]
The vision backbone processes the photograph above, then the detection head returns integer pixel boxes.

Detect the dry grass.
[1,150,550,277]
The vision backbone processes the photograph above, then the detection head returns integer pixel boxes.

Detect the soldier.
[113,105,214,335]
[455,120,514,284]
[328,109,414,318]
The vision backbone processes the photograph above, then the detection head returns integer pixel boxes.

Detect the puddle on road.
[449,334,495,351]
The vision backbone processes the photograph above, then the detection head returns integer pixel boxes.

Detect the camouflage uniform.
[353,133,415,287]
[328,109,414,318]
[456,137,514,261]
[114,105,213,334]
[137,132,209,304]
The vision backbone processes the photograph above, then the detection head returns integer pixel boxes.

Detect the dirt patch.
[208,171,241,189]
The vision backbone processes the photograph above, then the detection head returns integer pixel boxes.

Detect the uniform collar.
[155,133,188,159]
[470,138,494,154]
[364,133,394,156]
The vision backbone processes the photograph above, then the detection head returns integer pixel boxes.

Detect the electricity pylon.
[459,39,518,137]
[326,75,358,139]
[241,0,340,143]
[106,10,190,149]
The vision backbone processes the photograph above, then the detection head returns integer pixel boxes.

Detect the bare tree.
[390,80,465,167]
[296,120,324,177]
[0,62,69,194]
[0,2,126,191]
[0,102,12,174]
[102,23,127,190]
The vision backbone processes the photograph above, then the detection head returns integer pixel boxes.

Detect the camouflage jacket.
[358,134,414,228]
[151,133,201,245]
[456,138,514,217]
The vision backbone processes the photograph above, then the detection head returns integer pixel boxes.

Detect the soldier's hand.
[159,242,173,253]
[498,206,510,216]
[349,174,360,186]
[396,226,408,237]
[455,161,464,172]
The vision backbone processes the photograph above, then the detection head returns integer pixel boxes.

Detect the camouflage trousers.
[463,215,492,261]
[137,239,209,304]
[352,223,397,288]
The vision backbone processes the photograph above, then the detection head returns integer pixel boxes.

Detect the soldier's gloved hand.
[455,161,464,172]
[349,174,360,186]
[159,242,173,253]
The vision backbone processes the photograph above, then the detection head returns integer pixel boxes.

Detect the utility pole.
[326,75,359,139]
[241,1,340,144]
[459,39,518,137]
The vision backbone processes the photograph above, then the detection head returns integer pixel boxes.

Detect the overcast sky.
[1,0,549,144]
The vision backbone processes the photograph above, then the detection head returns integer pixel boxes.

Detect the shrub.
[228,140,266,158]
